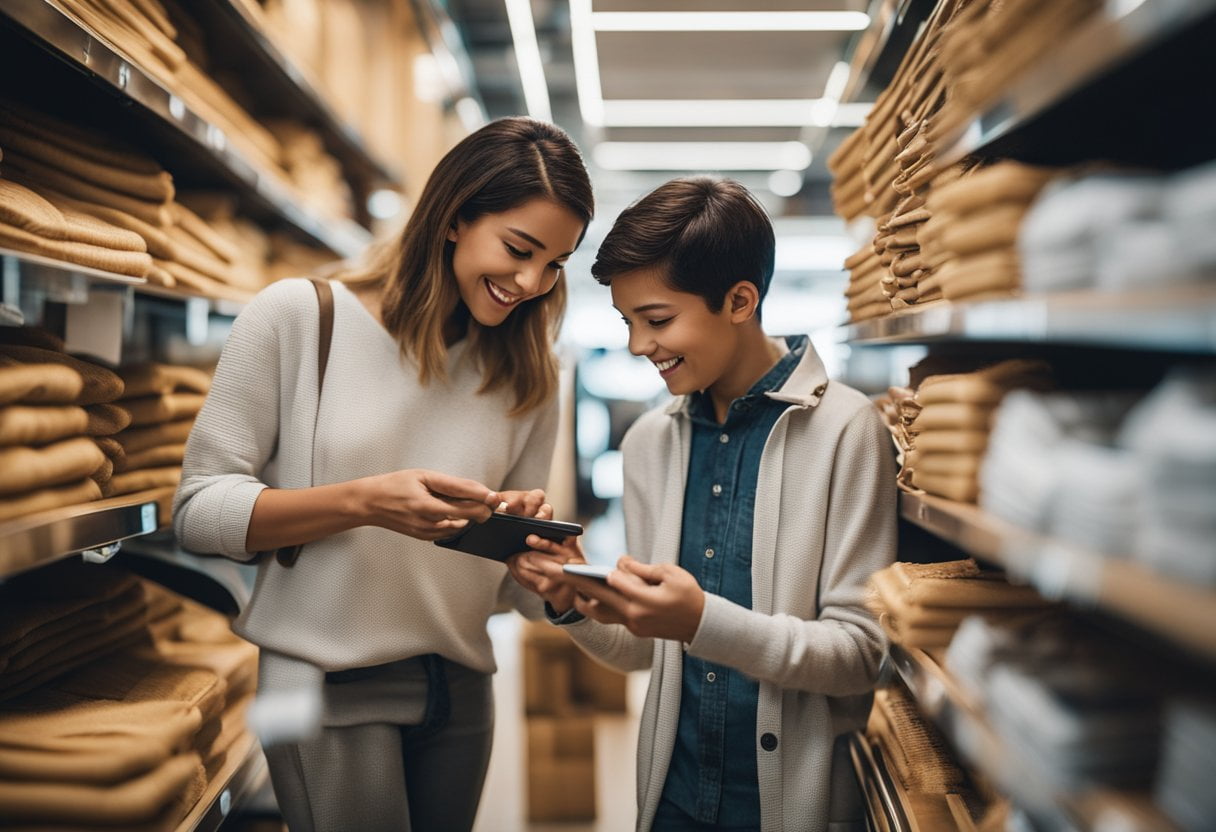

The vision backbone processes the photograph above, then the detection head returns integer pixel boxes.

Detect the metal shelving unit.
[0,490,161,580]
[847,731,912,832]
[837,285,1216,352]
[935,0,1216,169]
[900,492,1216,661]
[0,0,372,259]
[175,735,267,832]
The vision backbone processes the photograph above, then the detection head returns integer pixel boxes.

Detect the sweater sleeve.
[173,283,298,560]
[498,393,561,620]
[685,403,896,696]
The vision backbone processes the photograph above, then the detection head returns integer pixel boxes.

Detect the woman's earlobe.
[446,223,459,243]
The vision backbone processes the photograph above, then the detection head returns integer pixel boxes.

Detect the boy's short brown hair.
[591,177,776,314]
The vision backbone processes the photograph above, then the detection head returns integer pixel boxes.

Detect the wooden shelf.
[900,492,1216,661]
[935,0,1216,169]
[0,0,372,258]
[838,286,1216,352]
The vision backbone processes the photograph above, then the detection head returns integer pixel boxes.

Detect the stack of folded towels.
[0,561,258,830]
[902,359,1054,503]
[0,330,129,522]
[917,162,1059,302]
[108,362,211,500]
[867,558,1050,651]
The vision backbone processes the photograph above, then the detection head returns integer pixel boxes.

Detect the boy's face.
[611,266,739,396]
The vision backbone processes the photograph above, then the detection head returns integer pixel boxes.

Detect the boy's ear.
[727,281,760,323]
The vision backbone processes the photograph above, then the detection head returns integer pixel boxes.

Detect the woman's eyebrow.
[507,227,575,258]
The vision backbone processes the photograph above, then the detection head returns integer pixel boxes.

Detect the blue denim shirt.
[659,335,807,827]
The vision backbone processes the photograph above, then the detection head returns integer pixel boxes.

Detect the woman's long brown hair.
[344,118,593,415]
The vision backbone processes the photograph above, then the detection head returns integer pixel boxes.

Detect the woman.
[174,118,593,831]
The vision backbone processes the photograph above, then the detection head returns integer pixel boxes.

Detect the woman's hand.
[506,534,586,614]
[495,489,551,519]
[569,556,705,643]
[359,468,499,540]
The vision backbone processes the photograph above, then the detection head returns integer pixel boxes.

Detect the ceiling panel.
[596,31,849,99]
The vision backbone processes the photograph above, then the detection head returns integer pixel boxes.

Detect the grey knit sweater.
[174,278,554,673]
[560,339,897,832]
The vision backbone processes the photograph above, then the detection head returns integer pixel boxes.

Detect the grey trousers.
[263,655,494,832]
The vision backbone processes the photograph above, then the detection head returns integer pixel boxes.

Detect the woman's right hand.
[507,534,586,614]
[360,468,499,540]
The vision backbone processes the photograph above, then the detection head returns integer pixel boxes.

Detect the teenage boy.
[509,176,896,832]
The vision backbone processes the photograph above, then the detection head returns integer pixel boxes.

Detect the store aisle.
[476,613,647,832]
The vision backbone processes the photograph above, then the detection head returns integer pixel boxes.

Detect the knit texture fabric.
[174,278,556,673]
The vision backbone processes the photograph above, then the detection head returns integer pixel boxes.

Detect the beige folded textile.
[166,225,235,285]
[0,752,199,825]
[0,477,102,523]
[91,455,114,485]
[0,359,83,405]
[915,452,982,478]
[939,261,1021,301]
[108,465,182,496]
[0,218,154,278]
[0,345,124,405]
[171,202,240,265]
[204,694,254,779]
[918,359,1053,406]
[0,437,106,496]
[0,404,88,446]
[115,418,194,454]
[0,126,173,203]
[123,392,206,426]
[3,152,171,227]
[915,470,979,502]
[879,612,958,649]
[0,561,137,646]
[887,559,1045,608]
[845,246,878,270]
[119,363,211,399]
[119,442,186,473]
[0,100,165,176]
[926,161,1055,215]
[0,583,146,675]
[913,430,989,455]
[156,258,252,302]
[85,402,133,435]
[95,435,127,469]
[938,204,1028,258]
[0,327,64,351]
[0,179,66,239]
[873,687,966,792]
[914,402,994,431]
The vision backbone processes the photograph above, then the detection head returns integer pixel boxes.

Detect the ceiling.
[443,0,878,220]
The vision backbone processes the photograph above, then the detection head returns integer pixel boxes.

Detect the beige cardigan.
[561,338,897,831]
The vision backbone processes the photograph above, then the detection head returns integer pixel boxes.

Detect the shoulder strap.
[274,277,334,569]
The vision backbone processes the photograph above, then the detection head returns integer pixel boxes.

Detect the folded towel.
[0,404,89,446]
[119,363,211,399]
[918,359,1054,406]
[938,203,1028,258]
[114,418,194,454]
[0,358,83,405]
[889,559,1044,608]
[3,152,171,227]
[927,162,1056,215]
[0,560,137,645]
[0,326,65,351]
[85,402,133,435]
[0,437,107,496]
[0,345,124,404]
[914,430,989,454]
[915,470,980,502]
[122,393,206,427]
[873,686,967,792]
[108,465,182,496]
[171,202,240,265]
[0,477,102,523]
[0,178,67,239]
[0,583,146,675]
[915,402,995,432]
[917,451,983,478]
[119,442,186,473]
[0,125,174,203]
[91,455,114,485]
[0,218,154,278]
[0,99,166,177]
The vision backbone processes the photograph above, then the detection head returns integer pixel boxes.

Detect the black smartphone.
[434,512,583,562]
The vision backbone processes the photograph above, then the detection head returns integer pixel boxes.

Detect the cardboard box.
[526,715,596,822]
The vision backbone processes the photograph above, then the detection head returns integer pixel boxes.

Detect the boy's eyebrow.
[630,303,673,313]
[507,227,575,258]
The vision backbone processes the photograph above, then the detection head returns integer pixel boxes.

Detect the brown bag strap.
[275,277,334,568]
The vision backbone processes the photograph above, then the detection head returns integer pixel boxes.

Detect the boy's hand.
[570,555,705,643]
[505,533,585,613]
[495,489,551,519]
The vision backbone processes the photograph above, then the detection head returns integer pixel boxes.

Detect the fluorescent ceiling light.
[833,102,872,127]
[593,142,812,171]
[823,60,852,102]
[504,0,551,121]
[590,11,870,32]
[569,0,604,125]
[597,99,873,128]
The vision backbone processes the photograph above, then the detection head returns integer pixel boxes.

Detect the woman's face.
[447,198,585,327]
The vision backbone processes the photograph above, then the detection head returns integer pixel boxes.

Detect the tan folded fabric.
[914,401,994,431]
[108,465,182,496]
[0,477,102,523]
[0,583,146,675]
[146,263,176,287]
[156,258,252,302]
[147,607,259,702]
[95,435,127,468]
[0,178,67,239]
[0,346,124,405]
[0,560,137,645]
[0,327,65,351]
[3,152,171,227]
[122,393,206,427]
[204,694,254,780]
[165,225,235,285]
[844,246,878,270]
[915,470,979,502]
[0,99,166,177]
[917,451,983,478]
[85,402,133,436]
[940,263,1021,302]
[890,558,1046,608]
[0,752,199,825]
[171,202,240,265]
[33,182,174,258]
[91,454,114,485]
[887,207,932,230]
[928,161,1056,214]
[0,404,88,446]
[115,418,194,454]
[0,437,106,496]
[874,687,966,792]
[0,359,83,405]
[119,363,212,399]
[119,442,187,473]
[938,204,1028,258]
[918,359,1053,406]
[849,300,894,322]
[913,430,988,454]
[879,611,958,649]
[0,126,174,203]
[0,218,153,278]
[91,0,187,71]
[892,251,929,277]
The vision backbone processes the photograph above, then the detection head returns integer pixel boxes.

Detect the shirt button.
[704,548,715,558]
[706,672,716,683]
[711,484,722,496]
[719,433,729,444]
[760,732,778,752]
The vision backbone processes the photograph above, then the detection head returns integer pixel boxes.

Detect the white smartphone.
[562,563,613,582]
